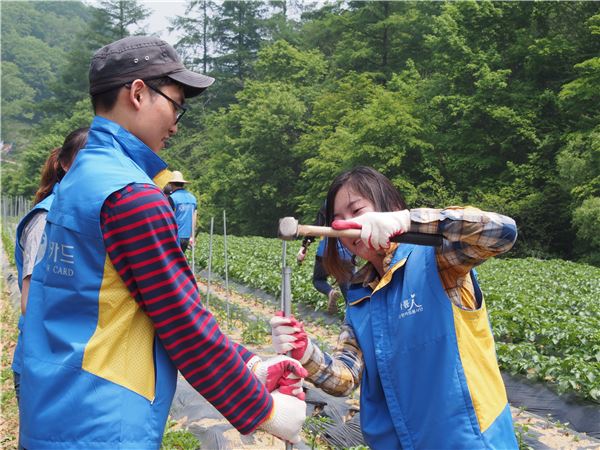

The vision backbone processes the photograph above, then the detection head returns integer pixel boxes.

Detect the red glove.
[270,312,310,362]
[251,355,307,400]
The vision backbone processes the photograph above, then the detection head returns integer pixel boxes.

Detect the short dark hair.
[90,77,180,113]
[323,166,407,281]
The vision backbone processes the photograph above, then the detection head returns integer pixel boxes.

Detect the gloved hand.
[270,312,312,363]
[258,390,306,444]
[296,246,307,264]
[332,210,410,251]
[251,355,308,400]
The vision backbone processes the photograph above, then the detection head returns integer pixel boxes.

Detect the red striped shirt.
[100,183,272,434]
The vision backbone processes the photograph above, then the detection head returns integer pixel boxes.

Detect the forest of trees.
[1,1,599,265]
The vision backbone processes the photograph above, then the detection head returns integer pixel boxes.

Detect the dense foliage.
[1,1,599,264]
[193,232,600,402]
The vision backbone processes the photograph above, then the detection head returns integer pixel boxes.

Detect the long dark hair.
[323,166,407,281]
[34,127,89,204]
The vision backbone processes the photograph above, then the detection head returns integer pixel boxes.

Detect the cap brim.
[168,69,215,98]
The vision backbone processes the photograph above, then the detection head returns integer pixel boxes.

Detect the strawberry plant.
[194,233,600,402]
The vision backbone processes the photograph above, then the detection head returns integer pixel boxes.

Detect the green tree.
[1,2,88,146]
[47,0,151,117]
[556,12,600,262]
[209,0,269,106]
[170,0,217,74]
[572,197,600,265]
[195,81,307,235]
[1,99,93,197]
[97,0,151,39]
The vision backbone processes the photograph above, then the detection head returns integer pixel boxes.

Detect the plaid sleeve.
[409,206,518,307]
[410,206,517,267]
[302,322,363,397]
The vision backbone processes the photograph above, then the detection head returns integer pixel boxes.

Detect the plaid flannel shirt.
[303,206,517,396]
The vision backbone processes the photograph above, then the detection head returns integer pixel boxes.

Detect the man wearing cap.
[19,36,307,449]
[168,170,197,252]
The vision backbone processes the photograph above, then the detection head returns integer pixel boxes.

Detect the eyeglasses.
[146,84,188,124]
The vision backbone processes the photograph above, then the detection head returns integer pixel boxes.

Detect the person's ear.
[129,79,145,110]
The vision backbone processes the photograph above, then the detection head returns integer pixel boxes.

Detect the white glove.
[258,390,306,444]
[270,314,313,363]
[251,355,307,400]
[332,210,410,251]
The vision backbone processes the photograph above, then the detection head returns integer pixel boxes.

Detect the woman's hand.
[332,210,410,251]
[250,355,308,400]
[270,312,311,363]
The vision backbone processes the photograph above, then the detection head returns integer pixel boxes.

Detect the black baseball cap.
[89,36,214,98]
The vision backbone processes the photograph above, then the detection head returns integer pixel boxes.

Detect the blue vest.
[20,116,177,450]
[346,244,517,449]
[12,188,56,375]
[170,188,196,239]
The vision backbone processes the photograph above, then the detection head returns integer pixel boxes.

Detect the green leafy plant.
[195,233,600,402]
[161,418,200,450]
[514,423,534,450]
[241,319,270,345]
[303,415,333,450]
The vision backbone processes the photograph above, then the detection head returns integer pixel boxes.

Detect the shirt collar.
[90,116,168,180]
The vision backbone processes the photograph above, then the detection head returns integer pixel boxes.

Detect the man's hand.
[189,236,195,247]
[258,390,306,444]
[251,355,308,400]
[332,210,410,251]
[270,313,312,363]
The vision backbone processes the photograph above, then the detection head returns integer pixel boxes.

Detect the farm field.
[194,232,600,404]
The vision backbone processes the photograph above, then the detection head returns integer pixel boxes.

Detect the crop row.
[193,233,600,402]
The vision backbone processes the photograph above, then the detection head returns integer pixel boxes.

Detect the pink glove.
[251,355,308,400]
[270,312,310,362]
[332,210,410,251]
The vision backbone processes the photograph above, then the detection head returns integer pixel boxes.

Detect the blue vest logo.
[46,237,76,277]
[399,292,423,319]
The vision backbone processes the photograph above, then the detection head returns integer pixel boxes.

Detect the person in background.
[12,127,89,406]
[313,237,354,315]
[168,170,197,252]
[19,36,306,450]
[295,207,325,265]
[297,205,355,315]
[271,166,519,449]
